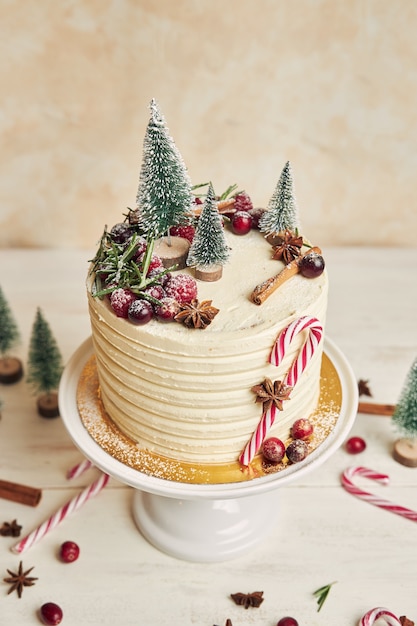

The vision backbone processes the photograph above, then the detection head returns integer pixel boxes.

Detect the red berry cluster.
[262,418,314,465]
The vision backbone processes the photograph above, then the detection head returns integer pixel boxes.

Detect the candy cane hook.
[358,607,402,626]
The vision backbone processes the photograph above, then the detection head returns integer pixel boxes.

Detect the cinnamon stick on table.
[357,402,396,416]
[0,479,42,507]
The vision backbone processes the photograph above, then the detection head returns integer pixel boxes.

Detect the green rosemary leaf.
[313,581,336,612]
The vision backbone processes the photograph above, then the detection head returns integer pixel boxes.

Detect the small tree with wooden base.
[392,357,417,466]
[259,161,299,238]
[0,286,23,384]
[27,308,63,418]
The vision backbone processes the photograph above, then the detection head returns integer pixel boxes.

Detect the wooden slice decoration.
[37,392,60,418]
[393,438,417,467]
[0,357,24,384]
[194,264,223,282]
[154,236,190,270]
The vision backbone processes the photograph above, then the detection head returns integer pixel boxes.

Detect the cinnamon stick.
[358,402,396,416]
[0,480,42,507]
[250,246,322,305]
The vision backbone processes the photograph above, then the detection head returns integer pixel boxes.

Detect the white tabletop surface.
[1,246,417,626]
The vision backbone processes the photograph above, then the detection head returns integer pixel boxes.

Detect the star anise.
[174,299,219,329]
[231,591,264,609]
[3,561,38,598]
[251,378,293,412]
[358,379,372,397]
[271,230,303,264]
[400,616,415,626]
[0,519,22,537]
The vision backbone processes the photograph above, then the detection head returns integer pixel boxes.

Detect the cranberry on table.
[277,617,299,626]
[299,251,325,278]
[39,602,63,625]
[262,437,286,463]
[345,436,366,454]
[59,540,80,563]
[231,210,253,235]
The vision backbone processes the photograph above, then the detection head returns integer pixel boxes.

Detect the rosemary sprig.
[313,581,336,612]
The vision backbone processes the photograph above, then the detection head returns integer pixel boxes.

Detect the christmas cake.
[83,100,330,478]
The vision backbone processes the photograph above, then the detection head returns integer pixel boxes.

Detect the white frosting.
[87,229,328,464]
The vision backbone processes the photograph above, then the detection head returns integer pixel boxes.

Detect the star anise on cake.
[174,299,219,329]
[3,561,38,598]
[271,230,303,264]
[251,378,293,412]
[0,519,22,537]
[230,591,264,609]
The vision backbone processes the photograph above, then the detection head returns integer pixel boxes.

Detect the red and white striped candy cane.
[358,607,401,626]
[342,466,417,522]
[239,316,323,466]
[269,315,323,386]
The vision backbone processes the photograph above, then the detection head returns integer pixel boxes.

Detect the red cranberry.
[345,436,366,454]
[299,252,325,278]
[291,418,314,440]
[286,439,308,463]
[248,207,267,229]
[277,618,299,626]
[143,284,165,301]
[231,210,253,235]
[40,602,63,625]
[262,437,286,463]
[110,288,136,318]
[59,540,80,563]
[154,297,180,322]
[128,299,154,325]
[109,222,132,244]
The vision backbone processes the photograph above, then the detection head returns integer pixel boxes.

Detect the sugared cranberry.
[299,252,325,278]
[286,439,308,463]
[233,192,254,213]
[110,288,137,318]
[277,617,299,626]
[109,222,132,244]
[59,540,80,563]
[345,436,366,454]
[165,274,197,303]
[154,297,180,322]
[148,268,171,287]
[248,207,267,229]
[169,224,196,243]
[147,255,164,275]
[39,602,63,625]
[133,237,148,261]
[291,418,314,440]
[127,299,154,325]
[262,437,286,463]
[143,284,165,301]
[231,210,253,235]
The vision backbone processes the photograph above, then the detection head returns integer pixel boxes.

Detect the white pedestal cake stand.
[59,337,357,562]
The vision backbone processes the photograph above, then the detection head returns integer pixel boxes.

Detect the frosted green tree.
[0,285,20,357]
[136,99,193,239]
[392,357,417,439]
[259,161,299,235]
[27,308,63,396]
[187,183,230,268]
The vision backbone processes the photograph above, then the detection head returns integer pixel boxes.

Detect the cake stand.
[59,337,358,562]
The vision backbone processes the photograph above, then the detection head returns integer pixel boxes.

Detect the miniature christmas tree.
[27,308,64,418]
[392,357,417,466]
[0,285,23,384]
[259,161,299,236]
[186,182,230,281]
[136,99,193,240]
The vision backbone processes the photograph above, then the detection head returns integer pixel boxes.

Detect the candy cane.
[342,466,417,522]
[359,607,401,626]
[269,315,323,386]
[239,316,323,466]
[67,458,94,480]
[11,472,110,554]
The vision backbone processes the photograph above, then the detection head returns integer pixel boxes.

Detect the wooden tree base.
[37,392,60,418]
[154,236,190,270]
[0,357,24,384]
[194,265,223,282]
[393,438,417,467]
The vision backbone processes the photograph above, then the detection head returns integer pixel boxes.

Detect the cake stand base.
[132,489,280,562]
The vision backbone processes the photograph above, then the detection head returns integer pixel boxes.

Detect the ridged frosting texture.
[87,229,328,464]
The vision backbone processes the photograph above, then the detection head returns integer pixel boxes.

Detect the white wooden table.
[1,247,417,626]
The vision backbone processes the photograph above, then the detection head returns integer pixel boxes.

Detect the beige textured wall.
[0,0,416,248]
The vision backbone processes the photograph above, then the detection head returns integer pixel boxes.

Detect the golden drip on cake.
[87,229,328,466]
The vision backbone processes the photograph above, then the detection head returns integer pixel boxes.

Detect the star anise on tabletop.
[3,561,38,598]
[358,379,373,397]
[251,378,293,412]
[0,519,22,537]
[231,591,264,609]
[271,230,304,264]
[174,299,219,329]
[400,616,415,626]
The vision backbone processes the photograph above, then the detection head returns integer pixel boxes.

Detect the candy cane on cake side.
[358,607,402,626]
[239,315,323,466]
[341,466,417,522]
